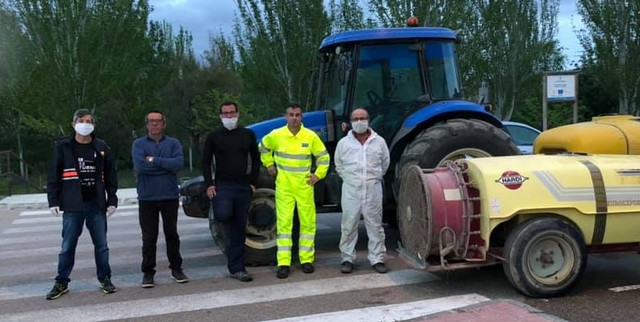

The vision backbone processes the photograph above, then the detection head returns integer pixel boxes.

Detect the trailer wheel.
[209,188,277,266]
[503,217,587,298]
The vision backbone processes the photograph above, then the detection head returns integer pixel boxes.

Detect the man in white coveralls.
[335,108,390,274]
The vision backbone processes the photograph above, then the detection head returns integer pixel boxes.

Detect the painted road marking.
[609,284,640,292]
[262,294,490,322]
[0,264,230,301]
[0,269,439,321]
[3,217,204,234]
[17,205,141,217]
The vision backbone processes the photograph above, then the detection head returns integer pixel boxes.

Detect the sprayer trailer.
[397,154,640,297]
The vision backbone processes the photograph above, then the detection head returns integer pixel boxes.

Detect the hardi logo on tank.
[495,171,529,190]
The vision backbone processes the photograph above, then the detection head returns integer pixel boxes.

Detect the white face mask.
[74,123,94,136]
[222,117,238,130]
[351,120,368,134]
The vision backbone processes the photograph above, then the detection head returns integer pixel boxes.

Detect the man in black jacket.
[202,101,260,282]
[46,109,118,300]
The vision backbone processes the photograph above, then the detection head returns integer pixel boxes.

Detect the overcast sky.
[148,0,584,67]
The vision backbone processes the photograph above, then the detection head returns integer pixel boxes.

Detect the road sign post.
[542,71,579,130]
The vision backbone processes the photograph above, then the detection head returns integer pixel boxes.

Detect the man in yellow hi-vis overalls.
[259,104,330,279]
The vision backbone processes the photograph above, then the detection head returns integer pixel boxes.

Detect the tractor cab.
[316,27,464,142]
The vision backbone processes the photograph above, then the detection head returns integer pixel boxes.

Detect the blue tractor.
[181,25,519,265]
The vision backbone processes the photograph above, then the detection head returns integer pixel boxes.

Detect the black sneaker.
[276,266,290,279]
[46,281,69,300]
[230,271,253,282]
[301,263,314,274]
[99,277,117,294]
[341,261,354,274]
[171,269,189,283]
[372,263,388,274]
[142,272,155,288]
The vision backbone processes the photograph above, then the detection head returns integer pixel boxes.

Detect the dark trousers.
[211,183,252,274]
[138,199,183,274]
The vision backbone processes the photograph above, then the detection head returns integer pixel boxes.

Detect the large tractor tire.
[395,118,520,197]
[210,188,278,266]
[502,217,587,298]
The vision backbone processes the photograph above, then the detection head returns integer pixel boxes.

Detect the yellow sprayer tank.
[534,115,640,155]
[397,154,640,298]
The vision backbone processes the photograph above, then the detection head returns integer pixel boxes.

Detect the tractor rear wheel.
[392,118,519,227]
[395,118,519,197]
[210,188,278,266]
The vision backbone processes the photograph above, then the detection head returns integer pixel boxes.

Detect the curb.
[0,188,139,210]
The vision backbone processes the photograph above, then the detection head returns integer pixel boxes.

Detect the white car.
[502,121,541,154]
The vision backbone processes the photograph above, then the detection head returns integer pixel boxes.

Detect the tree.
[471,0,564,120]
[204,32,238,71]
[234,0,331,114]
[577,0,640,115]
[8,0,155,166]
[327,0,374,32]
[368,0,471,28]
[0,2,29,151]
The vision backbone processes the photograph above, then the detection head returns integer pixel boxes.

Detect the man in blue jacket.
[46,108,118,300]
[132,110,188,288]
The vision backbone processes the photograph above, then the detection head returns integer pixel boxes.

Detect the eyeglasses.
[351,117,368,121]
[147,119,164,124]
[220,111,238,116]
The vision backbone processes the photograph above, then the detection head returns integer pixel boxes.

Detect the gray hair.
[72,109,94,123]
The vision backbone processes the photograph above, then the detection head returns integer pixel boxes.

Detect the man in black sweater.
[201,101,260,282]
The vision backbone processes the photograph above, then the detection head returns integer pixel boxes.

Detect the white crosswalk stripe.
[261,294,491,322]
[0,205,491,322]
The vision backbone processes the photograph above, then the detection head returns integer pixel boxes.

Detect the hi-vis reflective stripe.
[299,234,314,240]
[62,168,79,180]
[315,150,328,158]
[317,160,330,166]
[275,151,311,160]
[276,164,310,173]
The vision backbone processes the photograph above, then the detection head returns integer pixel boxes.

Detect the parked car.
[502,121,541,154]
[534,115,640,155]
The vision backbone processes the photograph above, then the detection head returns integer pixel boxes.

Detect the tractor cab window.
[424,41,463,99]
[352,43,426,139]
[320,46,353,119]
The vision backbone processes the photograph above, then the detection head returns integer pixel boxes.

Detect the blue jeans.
[56,201,111,283]
[211,183,252,274]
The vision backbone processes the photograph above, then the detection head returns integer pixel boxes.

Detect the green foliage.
[234,0,331,112]
[576,65,618,117]
[328,0,374,32]
[368,0,471,28]
[1,0,639,184]
[577,0,640,115]
[204,32,238,70]
[469,0,564,120]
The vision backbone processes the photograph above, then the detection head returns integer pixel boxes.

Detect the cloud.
[557,0,584,65]
[149,0,237,57]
